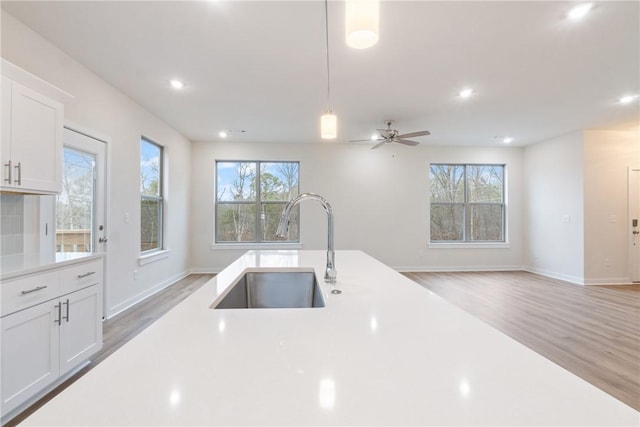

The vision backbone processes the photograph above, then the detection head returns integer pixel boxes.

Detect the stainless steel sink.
[211,270,326,309]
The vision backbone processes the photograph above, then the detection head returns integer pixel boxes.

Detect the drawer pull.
[77,271,96,279]
[54,303,61,325]
[63,299,70,322]
[21,285,48,295]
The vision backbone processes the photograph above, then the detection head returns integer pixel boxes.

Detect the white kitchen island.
[21,250,639,426]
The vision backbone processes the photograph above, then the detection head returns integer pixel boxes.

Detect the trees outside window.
[216,161,300,243]
[140,138,163,252]
[430,164,505,242]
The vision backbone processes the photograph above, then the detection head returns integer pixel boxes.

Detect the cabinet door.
[1,302,60,415]
[9,81,63,193]
[59,285,103,375]
[1,76,12,185]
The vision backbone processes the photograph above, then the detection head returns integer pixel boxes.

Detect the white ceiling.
[2,1,639,147]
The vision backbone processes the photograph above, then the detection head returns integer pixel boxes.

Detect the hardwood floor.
[4,273,214,427]
[403,271,640,411]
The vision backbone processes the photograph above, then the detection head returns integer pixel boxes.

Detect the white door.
[56,128,107,253]
[630,168,639,283]
[56,127,107,312]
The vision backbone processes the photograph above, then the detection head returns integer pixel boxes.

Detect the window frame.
[140,137,164,253]
[429,163,506,244]
[214,160,300,245]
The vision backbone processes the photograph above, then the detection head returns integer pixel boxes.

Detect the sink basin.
[211,270,325,309]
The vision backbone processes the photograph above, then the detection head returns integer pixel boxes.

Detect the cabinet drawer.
[1,271,60,316]
[59,259,103,294]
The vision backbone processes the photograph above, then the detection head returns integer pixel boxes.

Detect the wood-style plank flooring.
[403,271,640,411]
[4,273,214,427]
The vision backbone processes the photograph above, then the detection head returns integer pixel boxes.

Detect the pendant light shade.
[345,0,379,49]
[321,112,337,139]
[320,0,337,140]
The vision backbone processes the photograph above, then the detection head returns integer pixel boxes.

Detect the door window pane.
[56,148,95,253]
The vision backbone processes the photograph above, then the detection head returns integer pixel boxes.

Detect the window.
[140,138,163,252]
[430,164,505,242]
[215,161,300,243]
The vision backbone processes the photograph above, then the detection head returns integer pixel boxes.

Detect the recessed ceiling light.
[619,94,639,104]
[170,79,185,90]
[370,133,379,140]
[459,88,474,98]
[567,3,593,21]
[218,131,228,138]
[503,137,513,144]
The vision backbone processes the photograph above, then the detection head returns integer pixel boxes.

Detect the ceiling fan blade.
[395,139,420,146]
[371,140,387,150]
[397,130,431,138]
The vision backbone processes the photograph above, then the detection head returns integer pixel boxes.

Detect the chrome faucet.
[276,193,336,283]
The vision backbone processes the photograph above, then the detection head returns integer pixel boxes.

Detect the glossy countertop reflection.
[22,250,639,426]
[1,252,103,280]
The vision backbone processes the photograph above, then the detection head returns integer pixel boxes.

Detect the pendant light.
[321,0,337,140]
[345,0,379,49]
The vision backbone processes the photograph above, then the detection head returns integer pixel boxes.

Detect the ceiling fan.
[350,120,431,150]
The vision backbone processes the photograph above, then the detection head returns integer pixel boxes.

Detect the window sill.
[138,249,170,265]
[429,242,511,249]
[211,243,303,251]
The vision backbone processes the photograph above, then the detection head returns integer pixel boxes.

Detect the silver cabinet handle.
[77,271,96,279]
[63,299,70,322]
[4,160,11,183]
[14,162,21,185]
[54,302,61,325]
[21,285,48,295]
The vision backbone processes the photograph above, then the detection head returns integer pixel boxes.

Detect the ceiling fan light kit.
[345,0,380,49]
[349,120,431,149]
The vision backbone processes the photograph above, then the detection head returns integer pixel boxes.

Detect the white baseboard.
[583,277,634,285]
[522,266,584,285]
[190,267,223,274]
[394,264,523,272]
[106,270,190,319]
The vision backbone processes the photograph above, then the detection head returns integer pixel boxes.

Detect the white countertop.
[1,252,103,281]
[21,250,639,426]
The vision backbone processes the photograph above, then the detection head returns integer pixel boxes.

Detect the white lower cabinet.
[0,258,103,417]
[59,285,102,375]
[1,301,60,414]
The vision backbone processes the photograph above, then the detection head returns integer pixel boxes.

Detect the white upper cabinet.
[1,59,70,195]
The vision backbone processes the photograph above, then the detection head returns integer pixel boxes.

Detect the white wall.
[583,129,640,284]
[2,12,192,317]
[523,131,584,284]
[191,141,524,272]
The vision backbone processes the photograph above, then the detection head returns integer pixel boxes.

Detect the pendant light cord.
[324,0,331,112]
